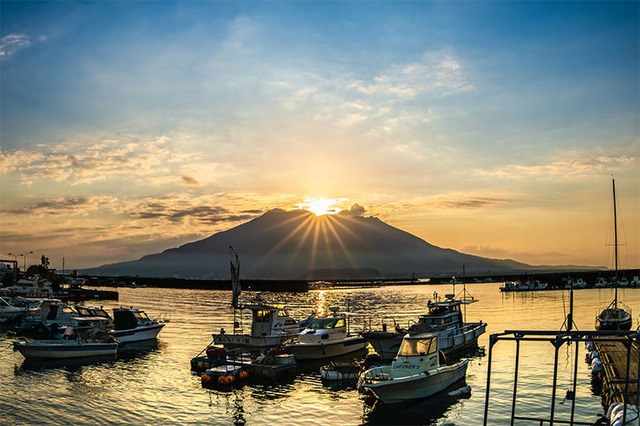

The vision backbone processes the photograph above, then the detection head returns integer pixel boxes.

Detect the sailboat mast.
[612,178,618,307]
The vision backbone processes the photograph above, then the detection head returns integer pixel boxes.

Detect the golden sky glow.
[1,2,638,271]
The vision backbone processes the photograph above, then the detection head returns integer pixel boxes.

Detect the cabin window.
[309,318,340,329]
[277,309,289,317]
[397,337,436,356]
[254,310,272,322]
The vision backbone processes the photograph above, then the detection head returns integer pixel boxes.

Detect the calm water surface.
[1,283,638,425]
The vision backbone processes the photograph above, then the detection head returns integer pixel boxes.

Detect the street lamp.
[9,253,24,276]
[23,251,34,271]
[7,251,33,272]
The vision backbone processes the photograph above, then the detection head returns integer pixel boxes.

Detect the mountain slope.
[87,209,533,279]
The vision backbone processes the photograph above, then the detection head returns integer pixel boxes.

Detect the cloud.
[0,34,31,58]
[339,203,366,217]
[433,196,510,210]
[181,175,201,186]
[473,143,639,179]
[352,50,475,98]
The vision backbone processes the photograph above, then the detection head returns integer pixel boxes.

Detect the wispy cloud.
[0,34,31,58]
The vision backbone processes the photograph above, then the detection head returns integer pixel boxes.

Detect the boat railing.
[483,328,639,425]
[361,313,423,333]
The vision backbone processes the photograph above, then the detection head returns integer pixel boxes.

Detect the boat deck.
[594,338,640,408]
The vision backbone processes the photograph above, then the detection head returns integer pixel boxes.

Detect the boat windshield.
[397,336,437,357]
[308,317,344,329]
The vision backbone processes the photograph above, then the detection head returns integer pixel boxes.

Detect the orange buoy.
[218,375,229,385]
[227,375,235,384]
[201,374,212,383]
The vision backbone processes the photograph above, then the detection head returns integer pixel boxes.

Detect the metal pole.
[570,340,579,424]
[510,338,521,425]
[483,334,497,426]
[549,337,562,426]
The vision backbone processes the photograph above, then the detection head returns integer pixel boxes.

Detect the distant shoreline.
[82,268,640,292]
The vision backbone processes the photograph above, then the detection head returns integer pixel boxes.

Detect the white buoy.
[591,358,603,374]
[607,403,639,426]
[448,385,471,396]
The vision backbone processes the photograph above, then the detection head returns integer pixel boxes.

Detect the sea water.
[1,283,638,425]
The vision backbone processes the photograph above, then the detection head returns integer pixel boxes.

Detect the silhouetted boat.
[595,178,632,331]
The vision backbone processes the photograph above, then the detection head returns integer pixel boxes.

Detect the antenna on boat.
[612,177,618,308]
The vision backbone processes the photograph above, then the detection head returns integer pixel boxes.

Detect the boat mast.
[612,178,618,308]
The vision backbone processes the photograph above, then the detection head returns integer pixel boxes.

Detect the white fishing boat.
[595,178,633,331]
[284,306,368,360]
[213,296,301,350]
[109,307,167,343]
[362,291,486,361]
[212,248,301,350]
[13,320,117,360]
[358,333,468,404]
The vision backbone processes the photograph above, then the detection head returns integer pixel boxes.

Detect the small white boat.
[359,333,468,404]
[109,307,167,343]
[213,294,301,350]
[13,321,118,360]
[285,307,368,360]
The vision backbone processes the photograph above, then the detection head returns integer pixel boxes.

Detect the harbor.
[1,283,638,425]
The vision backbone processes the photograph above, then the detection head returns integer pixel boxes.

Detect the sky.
[1,1,639,272]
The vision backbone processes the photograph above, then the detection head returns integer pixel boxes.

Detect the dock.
[483,329,640,425]
[593,337,640,408]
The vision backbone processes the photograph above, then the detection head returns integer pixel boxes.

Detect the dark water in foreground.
[1,283,638,425]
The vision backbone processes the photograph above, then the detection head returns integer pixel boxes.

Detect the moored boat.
[358,333,468,404]
[109,307,167,343]
[13,320,117,360]
[212,294,301,350]
[362,292,486,361]
[595,178,633,331]
[284,306,368,360]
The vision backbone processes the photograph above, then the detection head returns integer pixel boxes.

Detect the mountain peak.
[87,208,531,279]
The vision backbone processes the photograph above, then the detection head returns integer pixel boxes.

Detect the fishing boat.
[109,307,167,343]
[358,333,468,404]
[284,306,368,360]
[362,290,486,361]
[595,178,633,331]
[212,295,301,350]
[212,248,302,350]
[13,320,117,360]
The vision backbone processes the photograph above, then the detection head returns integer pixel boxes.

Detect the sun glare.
[301,198,342,216]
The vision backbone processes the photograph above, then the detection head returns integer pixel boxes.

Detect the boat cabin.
[415,295,462,328]
[113,307,154,330]
[391,334,440,378]
[248,305,299,338]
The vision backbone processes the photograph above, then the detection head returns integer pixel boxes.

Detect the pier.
[593,337,640,408]
[483,329,639,425]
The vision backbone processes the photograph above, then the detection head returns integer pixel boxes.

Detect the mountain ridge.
[85,208,568,279]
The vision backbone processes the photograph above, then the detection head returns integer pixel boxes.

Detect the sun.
[300,197,343,216]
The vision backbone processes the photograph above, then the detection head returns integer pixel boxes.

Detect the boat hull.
[595,308,633,331]
[110,323,166,343]
[14,340,118,359]
[285,336,368,360]
[361,360,468,404]
[363,322,486,361]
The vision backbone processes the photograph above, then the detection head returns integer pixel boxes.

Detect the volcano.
[86,208,532,279]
